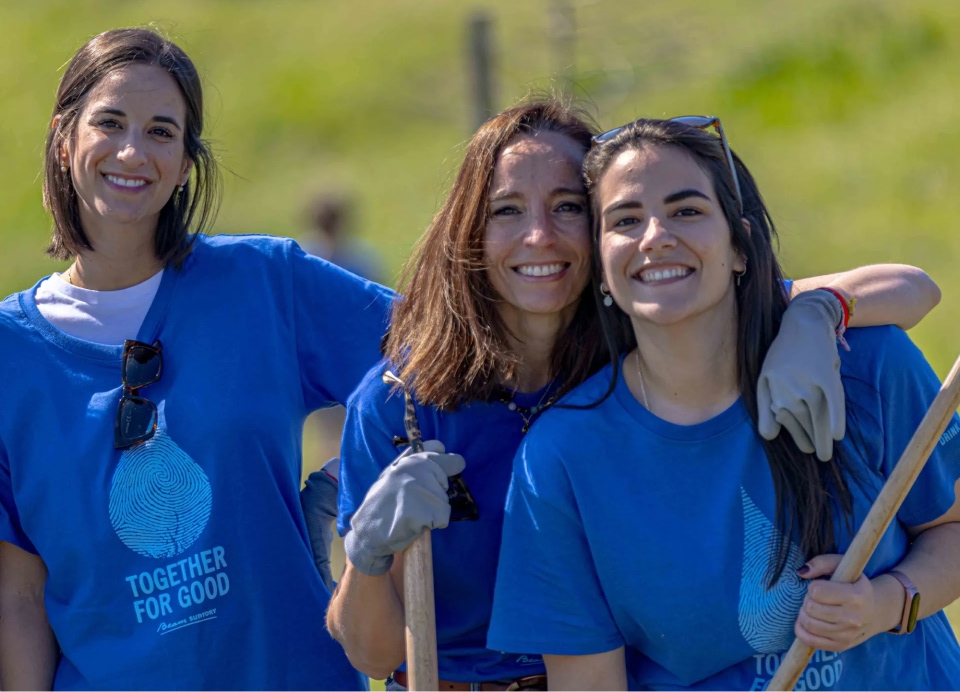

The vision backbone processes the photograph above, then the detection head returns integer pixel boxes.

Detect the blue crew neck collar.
[613,353,749,441]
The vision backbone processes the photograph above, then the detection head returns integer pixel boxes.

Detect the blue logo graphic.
[109,430,212,558]
[737,488,807,653]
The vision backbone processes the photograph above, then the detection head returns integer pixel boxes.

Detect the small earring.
[599,282,613,307]
[734,258,747,287]
[61,165,68,174]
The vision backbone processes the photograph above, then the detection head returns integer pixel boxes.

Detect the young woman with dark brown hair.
[0,28,392,690]
[323,101,941,690]
[487,116,960,690]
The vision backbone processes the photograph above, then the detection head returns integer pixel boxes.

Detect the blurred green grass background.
[2,0,959,668]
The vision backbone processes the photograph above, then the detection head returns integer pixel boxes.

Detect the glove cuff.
[791,288,855,351]
[344,529,394,577]
[814,287,855,329]
[790,288,842,325]
[814,287,856,351]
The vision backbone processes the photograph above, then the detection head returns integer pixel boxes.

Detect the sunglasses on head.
[115,339,162,450]
[592,115,744,214]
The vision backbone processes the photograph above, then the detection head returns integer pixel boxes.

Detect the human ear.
[741,217,752,236]
[52,116,71,168]
[179,158,194,187]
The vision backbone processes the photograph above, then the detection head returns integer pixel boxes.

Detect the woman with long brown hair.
[323,100,941,689]
[487,116,960,690]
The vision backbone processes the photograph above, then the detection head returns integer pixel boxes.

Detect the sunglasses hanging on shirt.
[115,339,162,450]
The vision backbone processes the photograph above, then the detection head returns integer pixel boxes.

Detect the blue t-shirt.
[0,234,394,690]
[338,362,550,682]
[488,326,960,690]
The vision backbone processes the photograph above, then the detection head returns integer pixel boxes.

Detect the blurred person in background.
[301,191,383,283]
[322,98,941,690]
[0,27,393,690]
[487,116,960,690]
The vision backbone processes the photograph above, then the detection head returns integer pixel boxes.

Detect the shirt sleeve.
[845,326,960,528]
[290,241,395,410]
[0,441,37,553]
[487,431,624,656]
[336,366,406,536]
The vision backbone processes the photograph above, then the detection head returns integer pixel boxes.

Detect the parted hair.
[43,27,221,267]
[583,118,855,585]
[386,98,607,410]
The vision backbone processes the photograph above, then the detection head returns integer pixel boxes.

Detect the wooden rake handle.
[403,532,439,690]
[769,353,960,691]
[382,370,439,690]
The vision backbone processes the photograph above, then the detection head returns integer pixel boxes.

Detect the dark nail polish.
[797,564,811,577]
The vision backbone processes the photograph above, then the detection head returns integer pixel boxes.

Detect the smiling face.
[483,132,591,331]
[596,143,745,328]
[62,63,192,241]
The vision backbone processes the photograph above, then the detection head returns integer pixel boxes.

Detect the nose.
[116,132,148,168]
[638,214,677,254]
[522,208,558,248]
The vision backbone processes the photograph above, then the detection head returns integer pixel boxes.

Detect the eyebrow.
[93,108,184,131]
[488,186,586,203]
[664,188,711,204]
[601,200,642,217]
[602,188,712,217]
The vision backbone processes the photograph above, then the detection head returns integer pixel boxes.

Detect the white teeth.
[516,263,565,277]
[106,174,147,188]
[639,266,692,282]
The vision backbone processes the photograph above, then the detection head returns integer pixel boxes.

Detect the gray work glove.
[300,458,340,592]
[344,440,466,576]
[758,290,846,461]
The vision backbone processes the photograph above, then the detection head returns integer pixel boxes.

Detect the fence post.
[467,11,496,130]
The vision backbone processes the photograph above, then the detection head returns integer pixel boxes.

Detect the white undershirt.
[34,269,164,346]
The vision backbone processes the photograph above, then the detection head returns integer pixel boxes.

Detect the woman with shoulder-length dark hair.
[0,27,393,690]
[487,116,960,690]
[321,98,942,690]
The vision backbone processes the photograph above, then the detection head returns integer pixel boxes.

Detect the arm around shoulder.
[791,264,940,330]
[0,541,58,691]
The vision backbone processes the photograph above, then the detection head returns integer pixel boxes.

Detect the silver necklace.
[634,350,650,410]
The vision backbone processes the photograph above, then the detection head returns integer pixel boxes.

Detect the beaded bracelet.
[816,287,857,351]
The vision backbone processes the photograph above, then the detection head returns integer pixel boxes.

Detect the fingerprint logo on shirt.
[737,487,807,653]
[109,430,212,559]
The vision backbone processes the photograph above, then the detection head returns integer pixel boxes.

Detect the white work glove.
[758,290,846,461]
[344,440,466,576]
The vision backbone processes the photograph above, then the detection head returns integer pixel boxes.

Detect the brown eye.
[556,201,584,214]
[612,215,640,228]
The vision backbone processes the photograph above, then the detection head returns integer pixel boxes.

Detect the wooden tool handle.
[403,531,439,691]
[381,370,440,688]
[769,353,960,691]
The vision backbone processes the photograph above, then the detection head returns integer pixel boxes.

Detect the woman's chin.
[498,295,582,323]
